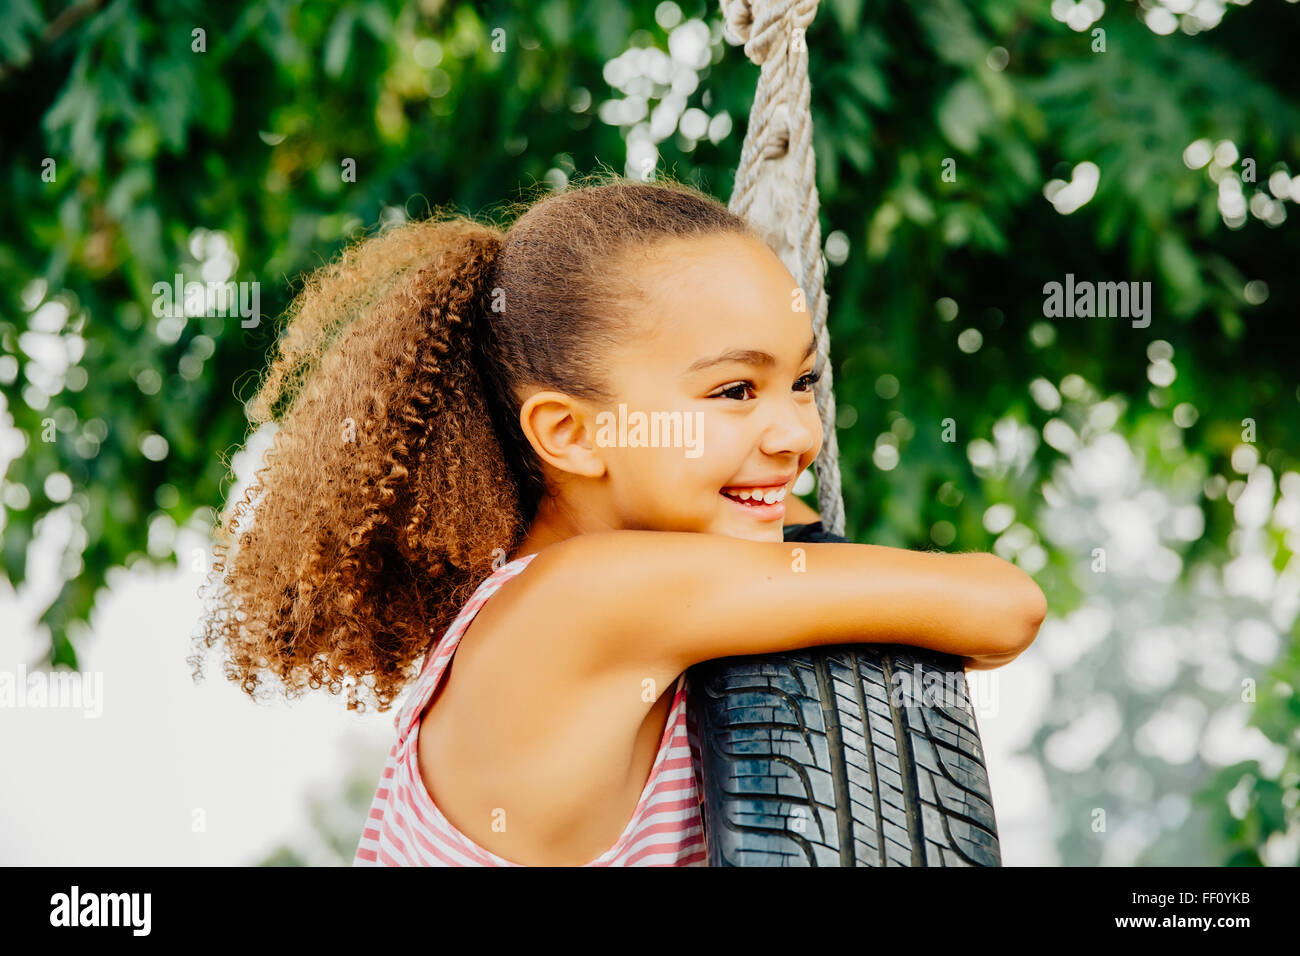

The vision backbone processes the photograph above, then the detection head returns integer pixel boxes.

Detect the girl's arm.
[541,530,1046,686]
[780,507,1030,672]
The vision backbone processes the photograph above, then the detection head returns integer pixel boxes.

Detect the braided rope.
[720,0,845,536]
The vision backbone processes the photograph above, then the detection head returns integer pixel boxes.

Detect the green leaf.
[324,9,356,79]
[0,0,43,65]
[914,0,987,66]
[1156,232,1201,299]
[359,2,393,42]
[936,79,991,153]
[827,0,864,37]
[846,61,890,109]
[2,517,31,588]
[896,185,935,225]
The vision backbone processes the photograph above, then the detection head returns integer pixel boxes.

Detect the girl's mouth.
[720,485,787,521]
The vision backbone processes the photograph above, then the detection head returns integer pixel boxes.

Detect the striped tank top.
[353,551,708,866]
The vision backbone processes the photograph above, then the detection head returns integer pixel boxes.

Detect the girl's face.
[586,232,824,543]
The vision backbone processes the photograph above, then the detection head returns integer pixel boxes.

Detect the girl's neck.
[510,492,602,560]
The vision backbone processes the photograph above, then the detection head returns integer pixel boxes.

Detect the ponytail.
[192,215,525,714]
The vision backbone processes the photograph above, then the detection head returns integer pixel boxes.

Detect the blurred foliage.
[1,0,1297,865]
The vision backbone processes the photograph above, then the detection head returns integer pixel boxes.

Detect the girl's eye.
[794,370,821,392]
[715,382,756,401]
[714,370,821,401]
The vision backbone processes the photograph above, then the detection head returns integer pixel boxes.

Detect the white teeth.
[724,486,787,504]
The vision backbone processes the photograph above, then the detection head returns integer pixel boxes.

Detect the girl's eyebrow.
[684,334,817,375]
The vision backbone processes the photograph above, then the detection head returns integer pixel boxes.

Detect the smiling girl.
[193,172,1046,867]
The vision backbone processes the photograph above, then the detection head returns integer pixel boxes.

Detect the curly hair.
[188,170,758,714]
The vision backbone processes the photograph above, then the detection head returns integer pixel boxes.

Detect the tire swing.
[683,0,1003,866]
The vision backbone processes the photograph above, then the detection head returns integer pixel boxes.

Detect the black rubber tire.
[684,521,1002,867]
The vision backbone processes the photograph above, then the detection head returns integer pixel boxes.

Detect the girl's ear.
[518,390,606,480]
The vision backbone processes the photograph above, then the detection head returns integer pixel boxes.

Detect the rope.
[720,0,846,536]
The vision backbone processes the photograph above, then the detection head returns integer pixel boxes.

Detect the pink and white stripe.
[354,552,707,867]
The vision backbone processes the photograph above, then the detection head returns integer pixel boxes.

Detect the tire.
[684,521,1002,867]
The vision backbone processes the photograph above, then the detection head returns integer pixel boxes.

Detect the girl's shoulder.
[417,537,681,863]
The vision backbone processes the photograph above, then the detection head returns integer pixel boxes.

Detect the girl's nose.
[759,396,821,458]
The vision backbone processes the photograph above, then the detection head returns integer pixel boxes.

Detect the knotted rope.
[720,0,845,536]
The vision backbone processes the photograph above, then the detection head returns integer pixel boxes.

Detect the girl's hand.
[962,647,1027,671]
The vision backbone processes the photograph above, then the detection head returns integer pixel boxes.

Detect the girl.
[193,172,1047,868]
